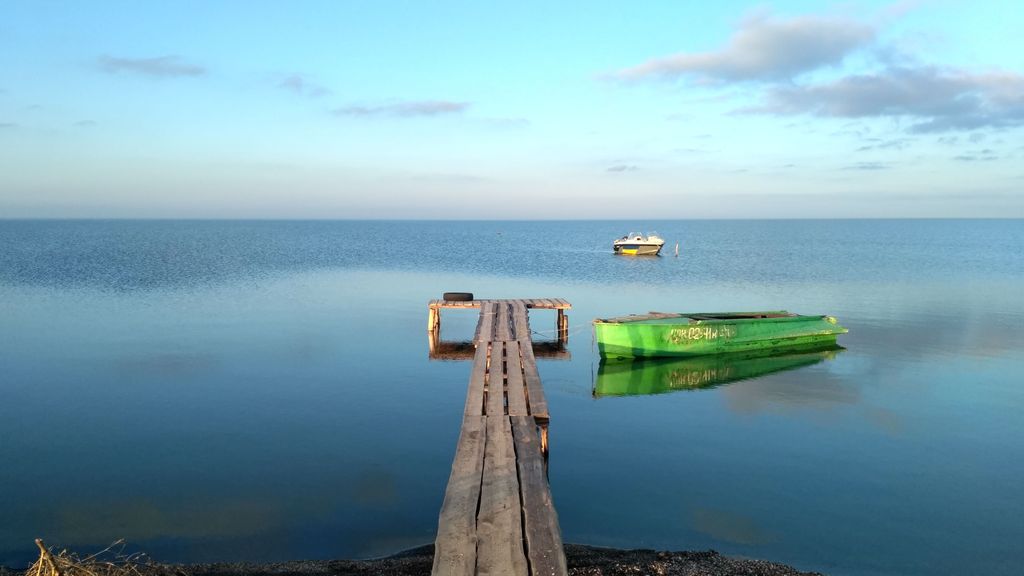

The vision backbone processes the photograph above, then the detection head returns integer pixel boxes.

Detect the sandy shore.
[2,544,821,576]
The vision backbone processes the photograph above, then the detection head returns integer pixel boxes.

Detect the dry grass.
[26,539,161,576]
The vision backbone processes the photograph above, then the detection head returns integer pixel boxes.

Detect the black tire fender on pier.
[443,292,474,301]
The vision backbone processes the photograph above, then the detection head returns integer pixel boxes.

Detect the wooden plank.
[490,302,500,340]
[512,302,530,341]
[439,300,482,309]
[432,415,487,576]
[495,302,513,341]
[520,342,548,421]
[511,416,567,576]
[509,301,522,338]
[505,341,528,416]
[465,343,489,416]
[476,415,528,576]
[475,303,497,344]
[486,342,506,417]
[472,305,484,343]
[490,302,501,341]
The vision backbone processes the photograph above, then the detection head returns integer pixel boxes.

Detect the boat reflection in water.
[593,345,844,397]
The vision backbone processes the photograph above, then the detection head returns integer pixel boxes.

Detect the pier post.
[428,329,438,357]
[556,309,568,343]
[427,306,440,332]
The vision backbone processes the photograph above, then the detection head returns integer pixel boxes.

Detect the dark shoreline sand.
[1,544,821,576]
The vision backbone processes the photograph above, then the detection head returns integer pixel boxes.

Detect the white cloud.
[278,74,330,97]
[97,55,205,77]
[332,100,470,118]
[613,12,874,82]
[746,67,1024,132]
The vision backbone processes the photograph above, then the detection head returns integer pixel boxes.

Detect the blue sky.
[1,0,1022,218]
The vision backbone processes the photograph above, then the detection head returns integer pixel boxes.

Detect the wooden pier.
[429,299,570,576]
[427,298,571,340]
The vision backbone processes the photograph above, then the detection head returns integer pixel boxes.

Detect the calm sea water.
[1,219,1022,576]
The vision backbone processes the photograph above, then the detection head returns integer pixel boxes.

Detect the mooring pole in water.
[675,242,679,257]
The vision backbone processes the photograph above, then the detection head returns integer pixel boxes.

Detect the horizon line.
[2,216,1023,222]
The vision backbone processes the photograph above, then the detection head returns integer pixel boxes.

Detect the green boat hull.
[594,345,842,397]
[594,311,848,359]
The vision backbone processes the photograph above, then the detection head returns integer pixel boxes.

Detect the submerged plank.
[433,415,486,576]
[511,416,567,576]
[476,415,528,576]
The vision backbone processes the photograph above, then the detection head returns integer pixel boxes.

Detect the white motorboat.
[612,232,665,256]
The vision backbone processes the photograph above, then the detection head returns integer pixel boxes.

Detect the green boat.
[594,346,842,397]
[594,311,847,359]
